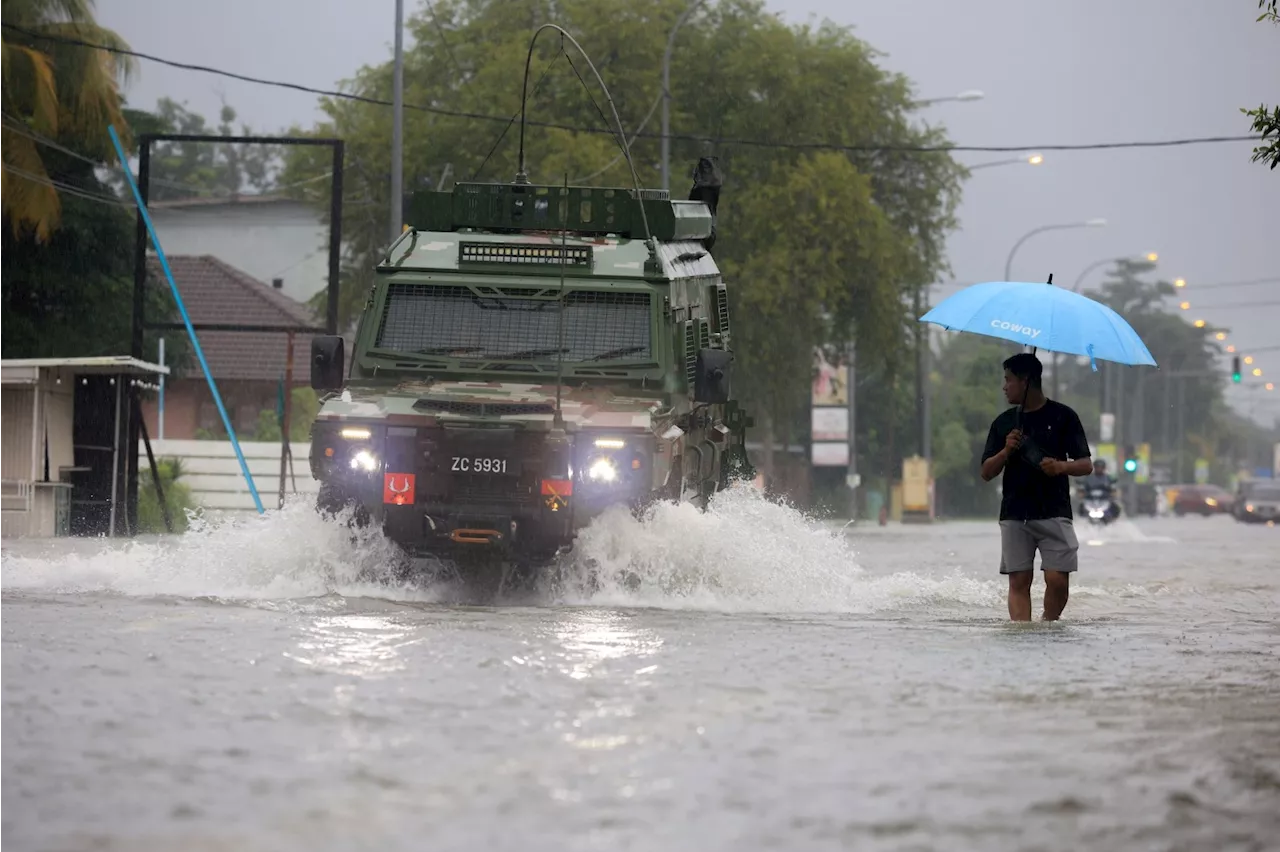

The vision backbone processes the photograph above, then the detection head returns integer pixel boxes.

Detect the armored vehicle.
[307,157,752,572]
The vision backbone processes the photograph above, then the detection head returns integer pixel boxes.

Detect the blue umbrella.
[918,277,1157,370]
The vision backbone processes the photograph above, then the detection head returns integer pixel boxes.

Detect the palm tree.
[2,0,136,240]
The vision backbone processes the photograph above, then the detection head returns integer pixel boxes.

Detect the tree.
[1054,259,1227,478]
[1,166,185,366]
[1243,0,1279,170]
[120,97,284,201]
[928,333,1019,517]
[1,0,135,240]
[277,0,965,478]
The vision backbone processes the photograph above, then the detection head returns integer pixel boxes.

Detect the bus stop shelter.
[2,356,167,539]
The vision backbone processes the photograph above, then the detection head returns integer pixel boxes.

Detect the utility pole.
[661,0,706,192]
[846,334,858,519]
[389,0,405,243]
[914,283,931,464]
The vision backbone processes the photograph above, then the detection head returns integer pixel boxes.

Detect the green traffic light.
[1123,459,1138,473]
[1232,372,1242,383]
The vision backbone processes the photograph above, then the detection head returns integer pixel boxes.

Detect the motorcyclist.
[1079,459,1119,520]
[1082,459,1115,493]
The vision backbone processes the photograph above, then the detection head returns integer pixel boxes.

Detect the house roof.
[148,255,324,383]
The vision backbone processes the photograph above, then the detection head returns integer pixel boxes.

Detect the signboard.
[1135,442,1151,483]
[811,348,849,406]
[1194,458,1209,484]
[1149,464,1172,484]
[812,442,849,467]
[902,455,931,511]
[1097,442,1117,474]
[1099,412,1115,443]
[811,407,848,442]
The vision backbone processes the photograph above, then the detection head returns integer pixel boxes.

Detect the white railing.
[139,439,319,513]
[1,479,33,513]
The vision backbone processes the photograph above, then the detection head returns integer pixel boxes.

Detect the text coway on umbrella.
[990,319,1042,338]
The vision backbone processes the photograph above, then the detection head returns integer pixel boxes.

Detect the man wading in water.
[980,353,1093,621]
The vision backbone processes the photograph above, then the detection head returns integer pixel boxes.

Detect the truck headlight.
[587,457,618,483]
[349,449,379,472]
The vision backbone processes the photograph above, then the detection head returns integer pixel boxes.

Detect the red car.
[1172,484,1234,516]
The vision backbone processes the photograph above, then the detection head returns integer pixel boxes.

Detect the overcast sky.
[97,0,1280,429]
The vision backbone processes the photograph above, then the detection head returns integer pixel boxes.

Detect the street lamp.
[1194,319,1207,328]
[1174,278,1187,288]
[1179,301,1191,310]
[968,152,1044,170]
[912,89,985,107]
[389,0,405,243]
[1071,251,1159,293]
[661,0,708,192]
[1003,218,1107,281]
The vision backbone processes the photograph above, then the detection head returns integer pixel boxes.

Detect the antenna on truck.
[553,172,568,429]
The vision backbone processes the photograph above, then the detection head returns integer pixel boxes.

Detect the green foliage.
[112,98,284,200]
[1,165,188,368]
[1054,259,1225,465]
[137,457,197,534]
[251,387,321,442]
[1242,0,1279,170]
[928,333,1019,516]
[1,0,136,239]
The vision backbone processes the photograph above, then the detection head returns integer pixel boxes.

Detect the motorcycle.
[1078,484,1120,526]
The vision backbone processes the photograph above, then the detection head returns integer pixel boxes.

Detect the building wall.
[1,386,35,483]
[150,200,330,305]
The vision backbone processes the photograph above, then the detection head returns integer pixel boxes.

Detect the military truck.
[307,157,752,571]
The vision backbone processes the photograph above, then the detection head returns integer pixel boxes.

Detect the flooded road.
[4,489,1279,851]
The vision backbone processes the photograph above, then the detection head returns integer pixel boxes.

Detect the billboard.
[811,407,848,442]
[811,347,849,407]
[812,442,850,467]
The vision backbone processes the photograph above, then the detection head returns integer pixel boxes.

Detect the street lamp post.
[968,152,1044,170]
[389,0,405,243]
[661,0,707,193]
[1071,252,1158,293]
[912,89,985,107]
[1003,218,1107,281]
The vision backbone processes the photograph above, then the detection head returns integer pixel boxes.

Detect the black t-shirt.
[982,400,1091,521]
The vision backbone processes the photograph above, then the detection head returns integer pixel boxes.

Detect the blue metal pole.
[108,125,265,514]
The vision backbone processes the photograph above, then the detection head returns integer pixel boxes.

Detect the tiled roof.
[148,255,326,383]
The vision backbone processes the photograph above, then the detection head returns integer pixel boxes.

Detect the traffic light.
[1122,444,1138,473]
[1232,355,1242,383]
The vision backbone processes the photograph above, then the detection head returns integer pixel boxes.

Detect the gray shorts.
[999,518,1079,574]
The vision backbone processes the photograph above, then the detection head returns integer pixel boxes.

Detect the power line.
[1,22,1265,156]
[2,114,333,197]
[1,163,131,208]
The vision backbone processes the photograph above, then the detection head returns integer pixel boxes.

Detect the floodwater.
[3,488,1278,851]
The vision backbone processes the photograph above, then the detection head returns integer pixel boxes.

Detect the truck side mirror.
[693,348,732,404]
[311,335,345,391]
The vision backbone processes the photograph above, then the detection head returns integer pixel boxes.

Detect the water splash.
[548,485,1001,613]
[0,498,434,603]
[0,486,1007,614]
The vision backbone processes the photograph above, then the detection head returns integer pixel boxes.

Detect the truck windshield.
[374,283,652,362]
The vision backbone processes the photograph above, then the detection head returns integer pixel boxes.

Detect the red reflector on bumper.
[540,478,573,497]
[383,473,416,504]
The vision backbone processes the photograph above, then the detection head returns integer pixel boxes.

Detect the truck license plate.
[451,456,508,473]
